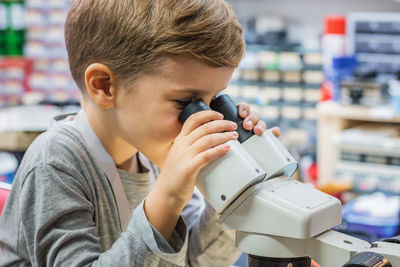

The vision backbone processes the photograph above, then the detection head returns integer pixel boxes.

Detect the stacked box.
[0,57,32,106]
[347,13,400,75]
[25,0,78,101]
[333,124,400,194]
[227,45,323,147]
[0,0,25,56]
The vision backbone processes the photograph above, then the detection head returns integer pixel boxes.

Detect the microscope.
[179,94,400,267]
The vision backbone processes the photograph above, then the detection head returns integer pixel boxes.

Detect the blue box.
[342,197,399,238]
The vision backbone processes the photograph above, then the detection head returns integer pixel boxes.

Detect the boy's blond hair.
[65,0,245,91]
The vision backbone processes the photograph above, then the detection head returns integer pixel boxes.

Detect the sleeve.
[19,163,188,267]
[182,188,242,267]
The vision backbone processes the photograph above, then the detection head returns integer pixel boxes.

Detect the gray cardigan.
[0,113,240,266]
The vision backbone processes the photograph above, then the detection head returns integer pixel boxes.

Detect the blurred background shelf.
[318,101,400,123]
[317,101,400,187]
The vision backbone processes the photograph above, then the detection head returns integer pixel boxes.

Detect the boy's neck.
[84,106,138,170]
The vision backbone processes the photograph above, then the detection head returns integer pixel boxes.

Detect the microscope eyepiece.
[178,99,211,123]
[210,94,254,143]
[178,94,255,143]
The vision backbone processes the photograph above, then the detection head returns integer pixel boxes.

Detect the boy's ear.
[84,63,116,109]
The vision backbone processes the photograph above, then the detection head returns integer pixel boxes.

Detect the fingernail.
[232,131,238,138]
[231,122,237,129]
[223,143,230,150]
[246,120,252,127]
[217,113,224,119]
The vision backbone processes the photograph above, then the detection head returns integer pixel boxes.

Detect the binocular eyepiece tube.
[178,99,211,123]
[178,95,266,213]
[177,94,297,214]
[178,95,254,143]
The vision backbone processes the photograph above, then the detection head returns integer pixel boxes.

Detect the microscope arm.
[308,230,400,266]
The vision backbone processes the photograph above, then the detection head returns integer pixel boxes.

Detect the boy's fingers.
[253,120,267,136]
[311,260,320,267]
[237,102,250,118]
[180,110,223,136]
[242,111,259,130]
[186,120,237,145]
[190,131,238,155]
[192,142,231,169]
[271,127,281,137]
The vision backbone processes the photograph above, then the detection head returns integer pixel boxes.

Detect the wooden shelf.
[317,101,400,186]
[0,131,40,151]
[317,101,400,123]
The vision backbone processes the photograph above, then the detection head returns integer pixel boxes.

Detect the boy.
[0,0,280,266]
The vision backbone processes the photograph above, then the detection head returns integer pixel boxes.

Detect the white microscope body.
[180,95,400,267]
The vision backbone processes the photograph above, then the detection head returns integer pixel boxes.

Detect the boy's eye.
[175,95,218,110]
[175,97,195,110]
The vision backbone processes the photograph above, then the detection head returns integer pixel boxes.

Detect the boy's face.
[114,55,235,167]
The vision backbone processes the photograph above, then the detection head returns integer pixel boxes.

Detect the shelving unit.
[227,45,323,154]
[317,101,400,189]
[25,0,77,100]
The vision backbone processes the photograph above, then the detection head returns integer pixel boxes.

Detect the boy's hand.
[145,110,238,240]
[237,102,281,137]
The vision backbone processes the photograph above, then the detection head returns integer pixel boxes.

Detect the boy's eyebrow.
[169,86,228,95]
[169,88,206,95]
